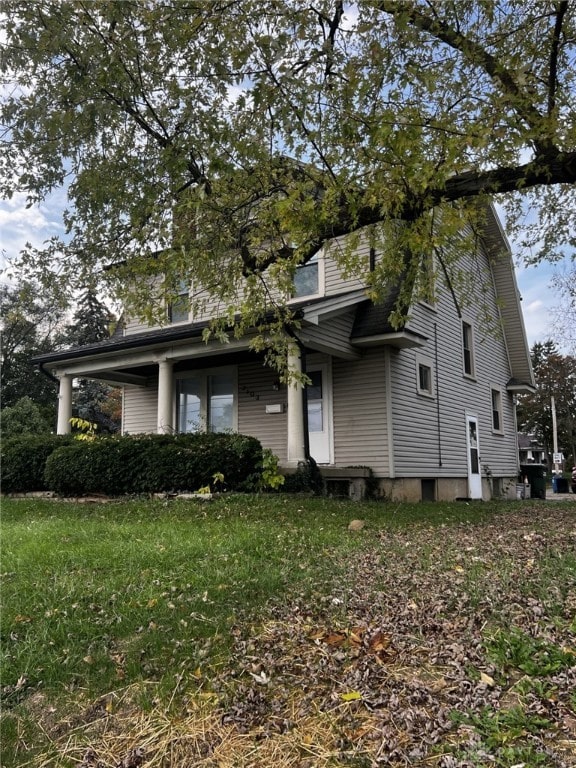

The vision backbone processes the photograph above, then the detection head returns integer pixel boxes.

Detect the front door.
[307,366,332,464]
[466,414,483,499]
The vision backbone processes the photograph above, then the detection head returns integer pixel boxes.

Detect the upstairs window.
[293,254,320,299]
[462,321,475,377]
[169,280,189,324]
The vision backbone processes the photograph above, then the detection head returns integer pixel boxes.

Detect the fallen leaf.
[480,672,495,686]
[340,690,362,701]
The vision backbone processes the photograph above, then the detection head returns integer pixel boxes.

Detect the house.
[34,205,535,501]
[518,433,547,465]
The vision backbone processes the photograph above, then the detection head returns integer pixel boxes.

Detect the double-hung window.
[462,321,475,377]
[177,370,235,433]
[416,355,434,397]
[293,254,321,299]
[491,388,503,433]
[169,280,190,324]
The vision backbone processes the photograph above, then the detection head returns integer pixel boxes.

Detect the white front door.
[307,366,332,464]
[466,414,483,499]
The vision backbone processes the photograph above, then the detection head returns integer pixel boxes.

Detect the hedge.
[43,433,263,496]
[1,434,75,493]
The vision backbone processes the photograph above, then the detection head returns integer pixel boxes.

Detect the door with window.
[465,414,482,499]
[307,365,332,464]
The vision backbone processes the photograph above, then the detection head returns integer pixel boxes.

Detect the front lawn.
[1,495,575,767]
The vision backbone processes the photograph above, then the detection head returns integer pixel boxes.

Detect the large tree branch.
[547,1,569,115]
[244,149,576,274]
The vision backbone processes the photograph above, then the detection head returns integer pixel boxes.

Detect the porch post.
[157,359,174,434]
[287,348,306,465]
[56,374,73,434]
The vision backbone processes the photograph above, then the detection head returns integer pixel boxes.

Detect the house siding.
[237,361,288,464]
[390,243,519,481]
[332,348,389,476]
[123,382,158,434]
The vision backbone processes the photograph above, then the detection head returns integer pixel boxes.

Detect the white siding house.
[34,206,535,501]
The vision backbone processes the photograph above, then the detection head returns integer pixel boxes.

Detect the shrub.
[43,432,263,496]
[1,434,75,493]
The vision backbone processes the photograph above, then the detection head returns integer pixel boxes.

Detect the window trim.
[415,354,435,398]
[175,367,238,433]
[462,320,476,378]
[490,386,504,434]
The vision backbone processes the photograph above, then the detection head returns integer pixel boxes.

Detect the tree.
[62,288,121,432]
[0,280,65,414]
[517,341,576,466]
[0,396,53,437]
[2,1,576,358]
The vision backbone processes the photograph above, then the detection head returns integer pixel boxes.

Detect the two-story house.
[34,205,535,501]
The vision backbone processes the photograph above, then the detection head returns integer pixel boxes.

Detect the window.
[293,254,320,298]
[169,280,189,324]
[462,321,475,377]
[177,371,235,433]
[416,356,434,397]
[491,388,503,432]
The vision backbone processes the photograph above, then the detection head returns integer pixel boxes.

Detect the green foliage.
[484,627,575,677]
[43,433,263,496]
[258,448,285,491]
[0,281,62,410]
[0,434,75,493]
[0,396,53,438]
[70,416,98,441]
[2,1,576,349]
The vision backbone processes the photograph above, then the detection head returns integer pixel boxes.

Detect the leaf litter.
[16,504,576,766]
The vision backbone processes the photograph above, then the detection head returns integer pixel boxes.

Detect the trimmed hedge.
[43,433,263,496]
[1,434,75,493]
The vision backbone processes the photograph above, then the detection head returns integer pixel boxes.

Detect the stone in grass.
[348,519,365,531]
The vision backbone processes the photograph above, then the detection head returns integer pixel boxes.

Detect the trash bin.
[519,464,546,500]
[552,476,569,493]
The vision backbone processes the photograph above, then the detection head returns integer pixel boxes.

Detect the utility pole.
[551,395,560,475]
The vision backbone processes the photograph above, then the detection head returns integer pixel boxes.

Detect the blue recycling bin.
[552,476,569,493]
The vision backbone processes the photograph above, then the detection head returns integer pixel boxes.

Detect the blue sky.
[0,189,569,352]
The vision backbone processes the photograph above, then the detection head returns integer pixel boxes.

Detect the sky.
[0,188,570,354]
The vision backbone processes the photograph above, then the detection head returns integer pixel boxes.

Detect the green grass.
[1,495,574,767]
[1,496,493,700]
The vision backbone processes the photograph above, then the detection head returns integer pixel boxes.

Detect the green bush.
[1,434,75,493]
[43,433,263,496]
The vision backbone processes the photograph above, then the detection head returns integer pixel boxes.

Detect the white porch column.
[286,348,306,465]
[157,359,174,433]
[56,374,73,435]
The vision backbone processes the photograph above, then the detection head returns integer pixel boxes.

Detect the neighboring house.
[518,433,547,465]
[34,205,535,501]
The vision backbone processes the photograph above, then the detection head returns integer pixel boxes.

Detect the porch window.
[293,254,320,298]
[177,371,235,433]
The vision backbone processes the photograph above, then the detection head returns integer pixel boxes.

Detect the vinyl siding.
[300,309,359,359]
[390,243,519,479]
[332,348,389,476]
[237,361,288,463]
[123,382,158,434]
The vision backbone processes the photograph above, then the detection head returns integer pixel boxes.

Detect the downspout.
[434,323,443,468]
